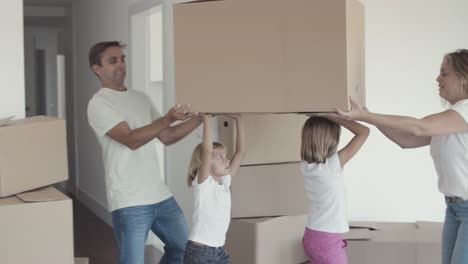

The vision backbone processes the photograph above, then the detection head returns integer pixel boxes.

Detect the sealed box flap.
[349,221,379,230]
[370,229,418,242]
[0,116,14,127]
[268,215,306,225]
[345,227,372,240]
[234,215,307,225]
[5,115,60,127]
[16,186,68,202]
[0,116,63,136]
[416,221,443,243]
[0,195,22,206]
[416,221,443,230]
[236,217,273,224]
[178,0,224,5]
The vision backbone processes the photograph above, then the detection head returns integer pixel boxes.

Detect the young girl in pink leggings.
[300,114,369,264]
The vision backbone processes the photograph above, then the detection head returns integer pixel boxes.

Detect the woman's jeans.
[184,240,230,264]
[442,199,468,264]
[111,197,189,264]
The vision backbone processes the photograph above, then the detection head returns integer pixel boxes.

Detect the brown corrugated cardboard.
[226,220,441,264]
[75,257,90,264]
[231,162,307,218]
[0,116,68,197]
[0,187,74,264]
[415,221,443,264]
[174,0,365,113]
[346,222,442,264]
[349,221,379,230]
[416,220,443,230]
[349,221,417,231]
[219,114,307,165]
[345,227,372,240]
[225,215,309,264]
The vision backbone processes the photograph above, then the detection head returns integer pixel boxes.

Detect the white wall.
[0,0,25,118]
[73,0,468,232]
[345,0,468,222]
[73,0,134,221]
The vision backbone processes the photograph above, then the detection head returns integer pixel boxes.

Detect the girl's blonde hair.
[301,116,340,164]
[187,142,226,187]
[444,49,468,95]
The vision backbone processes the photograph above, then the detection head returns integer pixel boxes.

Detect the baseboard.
[75,188,113,226]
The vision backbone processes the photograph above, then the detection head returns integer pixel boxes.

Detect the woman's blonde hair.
[187,142,226,187]
[444,49,468,95]
[301,116,340,164]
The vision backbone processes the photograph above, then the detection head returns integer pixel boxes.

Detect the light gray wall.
[347,0,468,222]
[1,0,25,118]
[73,0,133,221]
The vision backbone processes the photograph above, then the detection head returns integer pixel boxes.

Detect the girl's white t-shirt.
[431,99,468,200]
[189,174,232,247]
[300,153,349,233]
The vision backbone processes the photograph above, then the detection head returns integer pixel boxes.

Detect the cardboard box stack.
[185,0,367,258]
[172,1,441,263]
[218,114,445,264]
[174,0,365,258]
[219,114,310,264]
[220,115,444,264]
[0,116,74,264]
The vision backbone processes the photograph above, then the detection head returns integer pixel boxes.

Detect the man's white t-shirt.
[300,153,349,233]
[189,175,231,247]
[431,99,468,200]
[87,88,172,212]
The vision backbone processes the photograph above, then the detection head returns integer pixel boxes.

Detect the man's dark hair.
[88,41,126,68]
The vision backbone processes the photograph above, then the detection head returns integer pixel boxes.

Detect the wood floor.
[73,199,119,264]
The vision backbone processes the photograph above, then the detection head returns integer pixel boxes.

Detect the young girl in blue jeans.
[300,114,369,264]
[184,114,245,264]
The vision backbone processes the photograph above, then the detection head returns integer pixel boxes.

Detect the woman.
[336,49,468,264]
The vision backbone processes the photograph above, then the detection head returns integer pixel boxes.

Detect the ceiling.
[24,0,71,6]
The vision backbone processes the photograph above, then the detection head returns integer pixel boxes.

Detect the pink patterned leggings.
[303,227,348,264]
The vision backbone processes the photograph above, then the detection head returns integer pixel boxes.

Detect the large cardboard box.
[346,222,443,264]
[174,0,365,113]
[225,216,373,264]
[226,219,440,264]
[231,162,307,218]
[219,114,307,165]
[225,215,309,264]
[0,116,68,197]
[0,187,74,264]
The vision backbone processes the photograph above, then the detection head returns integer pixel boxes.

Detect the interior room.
[1,0,468,263]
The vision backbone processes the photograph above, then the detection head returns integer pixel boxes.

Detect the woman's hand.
[335,97,367,120]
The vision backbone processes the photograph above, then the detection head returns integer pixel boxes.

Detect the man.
[87,41,201,264]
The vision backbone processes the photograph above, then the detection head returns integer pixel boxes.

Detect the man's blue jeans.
[442,199,468,264]
[111,197,189,264]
